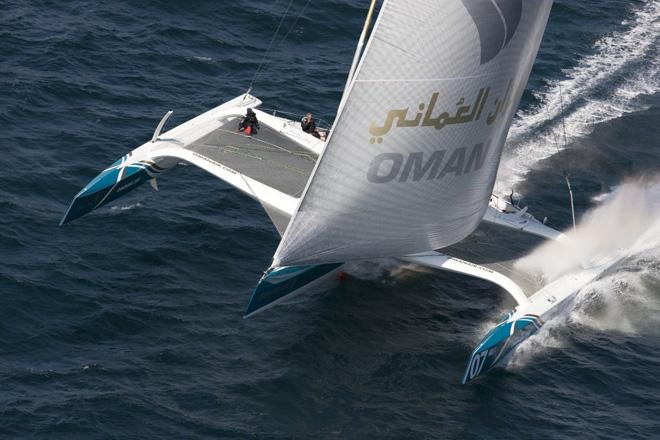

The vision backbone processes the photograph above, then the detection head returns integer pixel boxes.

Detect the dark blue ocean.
[2,0,660,438]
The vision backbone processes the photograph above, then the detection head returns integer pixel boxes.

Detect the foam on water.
[572,259,660,335]
[498,0,660,191]
[343,258,412,282]
[110,202,143,212]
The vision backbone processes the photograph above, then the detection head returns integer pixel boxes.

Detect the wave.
[497,0,660,191]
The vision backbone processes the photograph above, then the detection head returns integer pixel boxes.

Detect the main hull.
[245,263,344,318]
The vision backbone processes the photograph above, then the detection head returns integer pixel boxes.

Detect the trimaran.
[61,0,626,383]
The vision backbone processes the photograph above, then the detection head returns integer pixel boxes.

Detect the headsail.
[274,0,554,267]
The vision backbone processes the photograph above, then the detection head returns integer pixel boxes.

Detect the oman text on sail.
[367,140,490,184]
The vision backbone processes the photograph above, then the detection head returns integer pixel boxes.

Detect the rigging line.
[250,0,314,90]
[557,84,577,233]
[259,107,333,129]
[535,89,563,226]
[274,0,314,49]
[246,0,297,96]
[543,88,574,230]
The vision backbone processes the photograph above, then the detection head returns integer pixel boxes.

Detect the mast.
[340,0,378,101]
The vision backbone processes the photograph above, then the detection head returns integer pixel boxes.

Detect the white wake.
[497,1,660,192]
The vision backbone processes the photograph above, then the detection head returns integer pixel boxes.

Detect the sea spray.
[514,177,660,282]
[509,177,660,368]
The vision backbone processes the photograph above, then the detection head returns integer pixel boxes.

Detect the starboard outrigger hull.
[462,251,628,383]
[463,312,543,384]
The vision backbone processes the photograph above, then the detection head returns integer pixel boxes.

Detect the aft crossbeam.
[401,251,529,306]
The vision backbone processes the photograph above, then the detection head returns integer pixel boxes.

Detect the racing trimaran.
[61,0,625,383]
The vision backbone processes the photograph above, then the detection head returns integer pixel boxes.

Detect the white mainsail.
[274,0,554,267]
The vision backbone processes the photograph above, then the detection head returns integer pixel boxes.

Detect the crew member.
[301,112,317,136]
[301,112,326,140]
[238,108,260,136]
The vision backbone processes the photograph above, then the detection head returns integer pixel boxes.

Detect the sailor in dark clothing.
[238,108,260,136]
[301,112,326,140]
[301,112,317,135]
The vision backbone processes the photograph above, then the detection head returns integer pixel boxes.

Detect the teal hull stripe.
[462,314,542,384]
[245,263,342,318]
[60,164,151,225]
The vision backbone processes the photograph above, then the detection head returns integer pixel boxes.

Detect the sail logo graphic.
[368,81,513,144]
[460,0,522,64]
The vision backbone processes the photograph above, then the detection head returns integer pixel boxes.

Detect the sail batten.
[274,0,554,267]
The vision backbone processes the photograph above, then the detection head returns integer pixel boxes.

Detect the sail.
[274,0,554,267]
